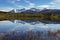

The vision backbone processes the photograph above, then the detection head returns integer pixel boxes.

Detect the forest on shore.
[0,11,60,21]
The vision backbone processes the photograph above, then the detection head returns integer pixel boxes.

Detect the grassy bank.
[0,11,60,20]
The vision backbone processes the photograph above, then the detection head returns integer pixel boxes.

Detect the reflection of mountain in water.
[0,21,60,40]
[10,20,60,24]
[10,20,43,25]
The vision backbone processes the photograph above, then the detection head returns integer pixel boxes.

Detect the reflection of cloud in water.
[0,21,60,32]
[40,25,48,28]
[0,21,15,33]
[0,20,13,25]
[11,23,49,32]
[11,23,35,31]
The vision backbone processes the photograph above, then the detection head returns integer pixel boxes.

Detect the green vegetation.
[0,11,60,20]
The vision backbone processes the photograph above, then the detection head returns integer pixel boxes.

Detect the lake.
[0,20,60,33]
[0,20,60,40]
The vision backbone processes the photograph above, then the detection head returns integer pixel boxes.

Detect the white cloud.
[24,0,35,8]
[15,4,25,8]
[8,0,25,9]
[9,0,20,4]
[0,6,13,12]
[49,0,60,9]
[50,2,55,4]
[24,0,35,5]
[10,0,35,9]
[24,0,60,9]
[53,0,60,2]
[10,0,21,3]
[37,5,50,9]
[36,0,60,9]
[50,0,60,4]
[49,0,60,4]
[29,3,35,7]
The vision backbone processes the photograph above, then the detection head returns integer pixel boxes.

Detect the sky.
[0,0,60,11]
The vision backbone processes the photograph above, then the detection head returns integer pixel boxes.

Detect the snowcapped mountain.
[22,8,41,14]
[10,8,26,13]
[10,20,43,25]
[29,8,40,12]
[10,8,41,13]
[40,9,60,14]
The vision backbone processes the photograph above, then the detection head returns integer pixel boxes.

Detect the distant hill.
[39,9,60,14]
[10,8,41,14]
[9,8,60,14]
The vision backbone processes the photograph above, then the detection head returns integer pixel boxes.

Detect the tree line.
[0,12,60,20]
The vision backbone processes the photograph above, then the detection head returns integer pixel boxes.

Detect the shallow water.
[0,20,60,33]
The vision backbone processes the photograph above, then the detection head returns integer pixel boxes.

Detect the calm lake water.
[0,20,60,33]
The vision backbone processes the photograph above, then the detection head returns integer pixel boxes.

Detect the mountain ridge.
[9,8,60,14]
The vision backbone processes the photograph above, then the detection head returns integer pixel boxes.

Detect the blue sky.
[0,0,60,11]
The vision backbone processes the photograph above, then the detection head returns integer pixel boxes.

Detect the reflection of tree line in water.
[0,30,60,40]
[0,12,60,20]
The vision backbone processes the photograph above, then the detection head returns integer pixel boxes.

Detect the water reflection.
[0,20,60,33]
[0,20,60,40]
